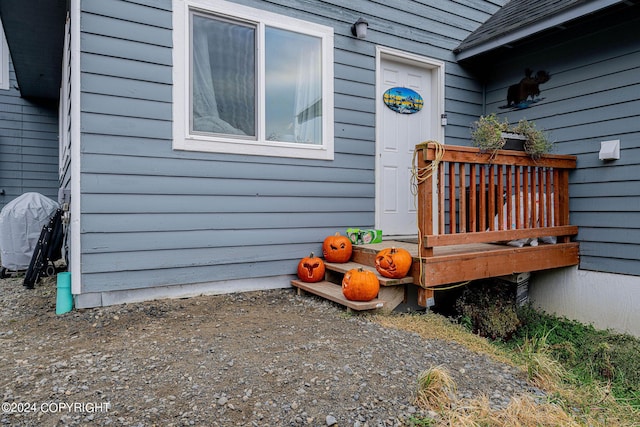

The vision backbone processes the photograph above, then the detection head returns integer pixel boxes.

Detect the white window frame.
[0,19,10,90]
[173,0,334,160]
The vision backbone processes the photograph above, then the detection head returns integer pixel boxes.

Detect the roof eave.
[0,0,67,101]
[456,0,626,61]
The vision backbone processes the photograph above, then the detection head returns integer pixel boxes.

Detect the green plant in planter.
[470,114,510,154]
[512,119,553,159]
[471,114,553,159]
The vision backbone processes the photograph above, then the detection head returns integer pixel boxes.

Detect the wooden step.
[324,261,414,286]
[292,259,412,312]
[291,279,386,311]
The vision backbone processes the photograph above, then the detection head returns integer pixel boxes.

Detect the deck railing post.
[557,169,571,242]
[438,164,445,235]
[416,144,434,258]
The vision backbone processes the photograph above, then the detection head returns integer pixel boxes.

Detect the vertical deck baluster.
[459,163,467,233]
[537,167,544,228]
[488,164,496,231]
[515,166,522,229]
[546,168,553,227]
[449,162,456,234]
[438,162,445,235]
[506,165,513,230]
[553,168,561,228]
[479,165,486,231]
[469,164,477,232]
[523,167,529,229]
[497,164,504,230]
[530,166,537,228]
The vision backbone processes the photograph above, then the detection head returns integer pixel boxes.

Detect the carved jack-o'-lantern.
[341,267,380,302]
[375,247,412,279]
[322,232,353,263]
[296,252,326,283]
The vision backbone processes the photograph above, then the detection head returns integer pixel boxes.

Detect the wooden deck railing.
[415,143,578,257]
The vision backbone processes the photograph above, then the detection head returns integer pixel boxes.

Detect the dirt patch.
[0,275,537,426]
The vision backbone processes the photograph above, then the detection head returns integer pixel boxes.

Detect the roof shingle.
[455,0,625,59]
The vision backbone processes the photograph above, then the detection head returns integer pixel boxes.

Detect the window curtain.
[192,15,253,136]
[294,45,322,145]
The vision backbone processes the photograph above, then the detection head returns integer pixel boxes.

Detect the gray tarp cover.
[0,192,59,270]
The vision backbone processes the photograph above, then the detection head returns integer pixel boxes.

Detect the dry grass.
[371,312,513,366]
[374,312,640,427]
[411,373,583,427]
[414,366,456,410]
[450,394,581,427]
[516,332,567,390]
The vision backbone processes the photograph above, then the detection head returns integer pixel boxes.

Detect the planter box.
[501,132,527,151]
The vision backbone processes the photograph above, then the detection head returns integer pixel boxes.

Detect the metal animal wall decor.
[502,68,551,110]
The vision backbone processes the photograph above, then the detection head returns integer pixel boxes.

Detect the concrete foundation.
[530,267,640,337]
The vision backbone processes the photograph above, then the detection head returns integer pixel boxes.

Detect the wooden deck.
[293,144,580,311]
[351,239,579,288]
[292,236,578,312]
[410,142,580,305]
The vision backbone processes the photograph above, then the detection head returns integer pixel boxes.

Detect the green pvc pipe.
[56,272,73,315]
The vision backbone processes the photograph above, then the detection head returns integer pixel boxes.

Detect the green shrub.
[455,280,520,340]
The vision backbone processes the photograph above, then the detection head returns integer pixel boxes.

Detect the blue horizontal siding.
[80,250,298,278]
[81,258,302,292]
[0,59,58,210]
[82,74,172,102]
[82,211,372,233]
[82,228,358,255]
[81,53,172,84]
[81,12,173,47]
[77,0,502,294]
[81,194,374,215]
[81,93,171,121]
[81,175,375,197]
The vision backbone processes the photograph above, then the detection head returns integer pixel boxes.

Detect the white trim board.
[70,0,82,294]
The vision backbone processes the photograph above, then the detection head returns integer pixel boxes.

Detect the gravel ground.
[0,273,542,426]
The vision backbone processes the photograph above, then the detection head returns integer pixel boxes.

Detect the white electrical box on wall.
[599,139,620,160]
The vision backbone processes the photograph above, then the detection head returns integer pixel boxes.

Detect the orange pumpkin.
[296,252,326,283]
[342,268,380,301]
[375,247,412,279]
[322,232,353,263]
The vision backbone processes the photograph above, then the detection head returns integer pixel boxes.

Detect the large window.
[174,0,334,159]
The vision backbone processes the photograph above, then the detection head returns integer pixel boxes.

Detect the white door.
[377,57,434,236]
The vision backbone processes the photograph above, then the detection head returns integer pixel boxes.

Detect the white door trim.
[374,46,445,234]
